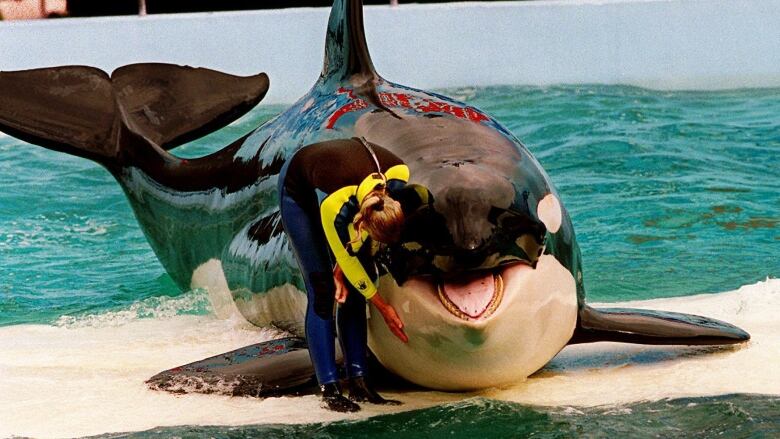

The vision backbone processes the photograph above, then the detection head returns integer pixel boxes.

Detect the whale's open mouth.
[437,272,504,321]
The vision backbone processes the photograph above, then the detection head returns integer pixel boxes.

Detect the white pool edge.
[2,0,780,104]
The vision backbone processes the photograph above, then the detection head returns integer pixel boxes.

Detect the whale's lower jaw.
[368,254,579,391]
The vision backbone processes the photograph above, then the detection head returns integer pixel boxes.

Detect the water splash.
[54,289,213,329]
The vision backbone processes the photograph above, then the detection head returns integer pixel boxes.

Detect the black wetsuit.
[277,138,408,385]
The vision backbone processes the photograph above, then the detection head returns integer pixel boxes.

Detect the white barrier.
[1,0,779,103]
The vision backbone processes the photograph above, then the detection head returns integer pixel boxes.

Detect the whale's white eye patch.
[537,194,562,234]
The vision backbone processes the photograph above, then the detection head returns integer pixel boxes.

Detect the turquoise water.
[2,85,778,326]
[98,395,780,439]
[1,85,779,437]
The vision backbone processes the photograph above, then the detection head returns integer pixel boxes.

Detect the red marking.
[433,103,466,119]
[326,88,490,129]
[466,107,489,123]
[379,93,397,107]
[337,87,358,100]
[393,93,413,109]
[326,99,368,129]
[415,100,444,113]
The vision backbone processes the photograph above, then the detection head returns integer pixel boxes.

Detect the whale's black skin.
[1,0,749,396]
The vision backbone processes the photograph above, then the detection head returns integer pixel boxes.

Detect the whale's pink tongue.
[440,273,496,318]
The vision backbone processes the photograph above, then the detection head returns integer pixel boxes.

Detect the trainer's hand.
[370,294,408,343]
[333,264,348,304]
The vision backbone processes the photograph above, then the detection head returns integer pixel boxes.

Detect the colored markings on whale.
[326,87,490,129]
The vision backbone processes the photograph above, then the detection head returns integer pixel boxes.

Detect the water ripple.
[0,86,778,322]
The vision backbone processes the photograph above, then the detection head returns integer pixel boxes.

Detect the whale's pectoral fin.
[569,305,750,345]
[0,64,268,165]
[146,337,318,397]
[112,63,269,150]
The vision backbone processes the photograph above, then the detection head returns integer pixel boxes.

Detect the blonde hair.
[347,137,405,247]
[353,187,405,244]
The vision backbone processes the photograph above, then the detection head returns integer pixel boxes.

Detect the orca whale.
[0,0,749,394]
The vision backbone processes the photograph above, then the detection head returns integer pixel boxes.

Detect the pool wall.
[1,0,779,103]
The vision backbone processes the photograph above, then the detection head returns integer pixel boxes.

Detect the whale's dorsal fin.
[569,305,750,345]
[322,0,378,81]
[0,64,268,165]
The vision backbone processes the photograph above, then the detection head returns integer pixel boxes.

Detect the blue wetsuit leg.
[337,283,369,378]
[278,169,339,386]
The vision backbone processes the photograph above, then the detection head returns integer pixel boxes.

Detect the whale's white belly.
[190,255,578,390]
[368,254,578,390]
[191,259,307,330]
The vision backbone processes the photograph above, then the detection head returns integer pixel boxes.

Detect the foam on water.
[1,279,777,438]
[53,289,212,329]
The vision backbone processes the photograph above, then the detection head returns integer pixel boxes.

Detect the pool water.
[0,85,778,437]
[96,395,780,439]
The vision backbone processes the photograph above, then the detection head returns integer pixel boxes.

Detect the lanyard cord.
[345,137,388,253]
[358,136,384,178]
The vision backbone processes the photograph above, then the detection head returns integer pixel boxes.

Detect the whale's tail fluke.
[569,305,750,345]
[0,64,268,171]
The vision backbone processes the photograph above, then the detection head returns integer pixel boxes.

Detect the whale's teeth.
[437,273,504,321]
